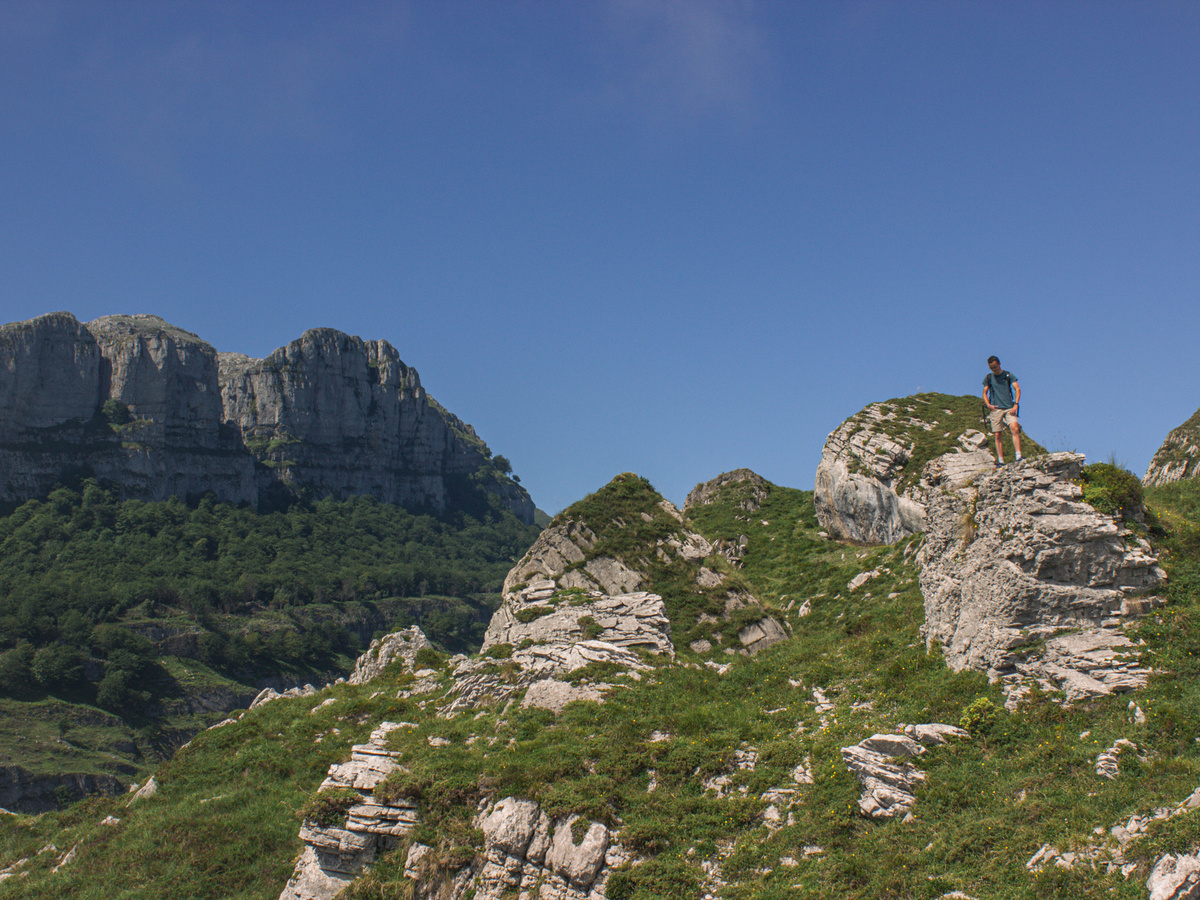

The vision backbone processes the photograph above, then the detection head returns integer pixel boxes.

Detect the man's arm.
[1011,380,1020,409]
[983,384,994,409]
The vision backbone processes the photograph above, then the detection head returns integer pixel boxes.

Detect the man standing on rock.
[983,355,1022,466]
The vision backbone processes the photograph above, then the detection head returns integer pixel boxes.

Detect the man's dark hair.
[987,355,1000,365]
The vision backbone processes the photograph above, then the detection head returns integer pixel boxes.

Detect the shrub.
[1078,462,1144,521]
[515,606,554,624]
[300,788,361,827]
[959,696,999,734]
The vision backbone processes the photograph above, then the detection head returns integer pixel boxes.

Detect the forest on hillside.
[0,481,541,715]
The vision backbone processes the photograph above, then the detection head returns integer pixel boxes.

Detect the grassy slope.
[4,477,1200,899]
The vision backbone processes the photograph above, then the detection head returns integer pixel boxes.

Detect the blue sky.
[2,1,1198,514]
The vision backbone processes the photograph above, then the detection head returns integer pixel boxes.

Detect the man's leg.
[1010,417,1022,459]
[993,431,1005,463]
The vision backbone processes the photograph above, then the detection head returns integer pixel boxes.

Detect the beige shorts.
[989,407,1019,433]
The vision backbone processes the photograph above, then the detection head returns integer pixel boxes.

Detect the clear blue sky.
[2,2,1198,514]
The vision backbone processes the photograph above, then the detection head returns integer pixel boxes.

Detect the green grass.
[5,471,1200,899]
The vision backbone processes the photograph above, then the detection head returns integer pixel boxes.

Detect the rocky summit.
[0,312,532,522]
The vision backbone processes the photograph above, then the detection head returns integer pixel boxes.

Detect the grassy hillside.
[3,473,1200,898]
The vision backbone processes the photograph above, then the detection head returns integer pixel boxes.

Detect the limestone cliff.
[1144,406,1200,487]
[0,313,533,523]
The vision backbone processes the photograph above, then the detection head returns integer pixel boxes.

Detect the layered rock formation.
[918,452,1164,706]
[814,395,996,544]
[0,313,532,522]
[502,474,787,657]
[1144,406,1200,487]
[279,721,415,900]
[840,724,967,820]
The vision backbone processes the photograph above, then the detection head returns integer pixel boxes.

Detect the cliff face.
[0,313,533,523]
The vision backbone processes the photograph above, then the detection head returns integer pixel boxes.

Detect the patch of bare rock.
[840,724,968,820]
[919,452,1164,708]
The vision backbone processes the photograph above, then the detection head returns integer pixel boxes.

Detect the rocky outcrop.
[840,724,967,820]
[919,452,1164,707]
[348,627,433,685]
[1145,407,1200,487]
[504,475,786,656]
[814,401,948,543]
[0,766,125,814]
[0,313,532,522]
[683,469,770,513]
[446,585,671,718]
[279,722,415,900]
[483,581,673,657]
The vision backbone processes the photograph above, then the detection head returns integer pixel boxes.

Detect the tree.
[31,643,85,691]
[0,642,36,696]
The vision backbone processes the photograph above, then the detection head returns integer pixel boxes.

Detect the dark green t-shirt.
[983,370,1018,409]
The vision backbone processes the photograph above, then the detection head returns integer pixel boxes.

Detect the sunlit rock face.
[0,312,533,522]
[918,452,1164,707]
[814,401,934,545]
[1144,406,1200,487]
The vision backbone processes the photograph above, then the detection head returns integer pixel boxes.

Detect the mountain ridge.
[0,312,533,524]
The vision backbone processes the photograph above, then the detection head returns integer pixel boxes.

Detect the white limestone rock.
[483,590,673,658]
[278,722,415,900]
[813,402,934,544]
[521,680,606,714]
[131,776,158,803]
[349,626,433,686]
[841,725,966,820]
[919,452,1163,706]
[1148,851,1200,900]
